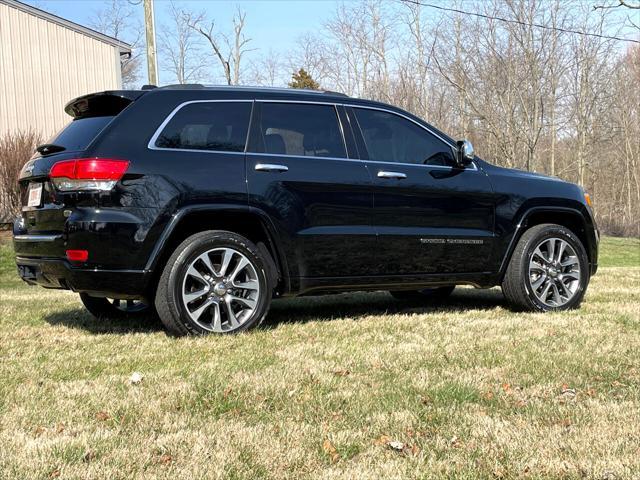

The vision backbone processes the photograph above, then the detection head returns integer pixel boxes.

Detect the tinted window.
[256,103,346,158]
[354,108,454,166]
[47,116,114,152]
[155,102,251,152]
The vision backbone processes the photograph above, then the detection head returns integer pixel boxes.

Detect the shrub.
[0,131,41,223]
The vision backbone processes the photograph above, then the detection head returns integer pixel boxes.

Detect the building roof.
[1,0,132,52]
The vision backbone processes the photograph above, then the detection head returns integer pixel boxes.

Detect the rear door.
[349,106,495,275]
[246,101,375,278]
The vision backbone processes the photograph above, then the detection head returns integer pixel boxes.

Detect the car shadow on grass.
[43,287,505,335]
[264,287,505,328]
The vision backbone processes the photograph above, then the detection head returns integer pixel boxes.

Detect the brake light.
[50,158,129,191]
[66,249,89,262]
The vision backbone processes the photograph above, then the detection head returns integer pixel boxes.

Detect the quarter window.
[255,103,347,158]
[155,102,251,152]
[353,108,454,166]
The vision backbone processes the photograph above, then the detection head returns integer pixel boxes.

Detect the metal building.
[0,0,131,139]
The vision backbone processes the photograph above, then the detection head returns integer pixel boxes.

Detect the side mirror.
[456,140,474,167]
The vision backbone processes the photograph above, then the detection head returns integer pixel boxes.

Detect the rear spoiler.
[64,91,147,119]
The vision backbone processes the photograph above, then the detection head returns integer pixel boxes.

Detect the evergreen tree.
[288,68,320,89]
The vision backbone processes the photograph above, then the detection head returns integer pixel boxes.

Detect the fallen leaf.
[501,383,512,394]
[48,469,60,479]
[95,411,110,422]
[374,434,391,446]
[82,450,95,463]
[157,454,173,465]
[333,369,350,377]
[322,439,339,463]
[129,372,144,384]
[223,386,233,398]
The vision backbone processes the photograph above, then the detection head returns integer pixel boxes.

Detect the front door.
[349,106,495,275]
[246,101,375,279]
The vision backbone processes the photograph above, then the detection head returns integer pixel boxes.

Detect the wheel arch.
[144,205,289,296]
[499,205,595,280]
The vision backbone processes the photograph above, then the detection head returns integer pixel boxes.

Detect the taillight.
[50,158,129,191]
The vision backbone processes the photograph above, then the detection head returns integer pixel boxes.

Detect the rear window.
[154,102,252,152]
[47,116,115,152]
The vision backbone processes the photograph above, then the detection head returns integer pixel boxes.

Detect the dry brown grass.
[0,239,639,479]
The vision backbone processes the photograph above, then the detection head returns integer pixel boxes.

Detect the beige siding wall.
[0,2,122,140]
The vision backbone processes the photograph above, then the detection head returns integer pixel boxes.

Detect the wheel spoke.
[547,239,556,264]
[218,249,234,277]
[197,252,216,277]
[533,247,548,264]
[187,265,207,285]
[550,283,561,305]
[228,294,256,310]
[229,257,250,282]
[183,288,209,304]
[564,271,580,281]
[224,297,239,328]
[211,302,222,331]
[556,240,567,263]
[561,256,578,267]
[189,298,214,321]
[232,279,259,291]
[541,280,553,301]
[531,273,547,290]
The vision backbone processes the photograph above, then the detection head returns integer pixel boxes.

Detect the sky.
[22,0,640,87]
[24,0,343,85]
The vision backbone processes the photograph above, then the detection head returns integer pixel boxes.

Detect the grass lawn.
[0,236,639,479]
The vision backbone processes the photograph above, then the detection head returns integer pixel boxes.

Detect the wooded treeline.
[3,0,637,236]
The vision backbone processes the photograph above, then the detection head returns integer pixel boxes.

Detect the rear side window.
[254,103,346,158]
[47,116,115,152]
[353,108,455,166]
[154,102,252,152]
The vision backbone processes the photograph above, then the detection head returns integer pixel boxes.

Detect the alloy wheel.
[528,237,581,307]
[181,247,261,332]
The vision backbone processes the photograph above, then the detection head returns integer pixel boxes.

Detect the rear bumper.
[15,255,150,299]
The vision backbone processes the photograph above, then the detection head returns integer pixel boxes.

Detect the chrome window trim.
[147,99,254,154]
[146,97,478,172]
[256,100,349,160]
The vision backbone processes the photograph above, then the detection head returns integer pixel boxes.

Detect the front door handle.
[255,163,289,173]
[377,171,407,180]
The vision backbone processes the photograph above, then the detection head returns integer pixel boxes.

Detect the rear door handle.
[377,171,407,179]
[255,163,288,173]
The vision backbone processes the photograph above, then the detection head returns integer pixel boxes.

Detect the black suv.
[13,86,599,335]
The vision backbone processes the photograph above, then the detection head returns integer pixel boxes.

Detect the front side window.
[353,108,454,166]
[255,103,347,158]
[155,102,251,152]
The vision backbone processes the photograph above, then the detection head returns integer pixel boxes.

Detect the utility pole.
[143,0,158,85]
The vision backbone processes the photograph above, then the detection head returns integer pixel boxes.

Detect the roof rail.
[154,84,349,97]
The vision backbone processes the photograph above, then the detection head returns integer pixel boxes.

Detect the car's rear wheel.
[502,223,589,311]
[155,231,272,336]
[390,286,455,301]
[79,294,154,320]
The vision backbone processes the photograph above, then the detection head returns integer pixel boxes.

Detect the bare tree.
[159,2,206,84]
[88,0,143,88]
[186,7,252,85]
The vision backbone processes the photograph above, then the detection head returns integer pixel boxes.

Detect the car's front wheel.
[502,223,589,311]
[155,231,272,335]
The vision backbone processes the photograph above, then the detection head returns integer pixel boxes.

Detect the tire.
[502,223,589,312]
[155,230,272,336]
[80,293,156,320]
[390,286,455,301]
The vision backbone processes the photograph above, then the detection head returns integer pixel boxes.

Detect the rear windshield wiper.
[36,144,66,155]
